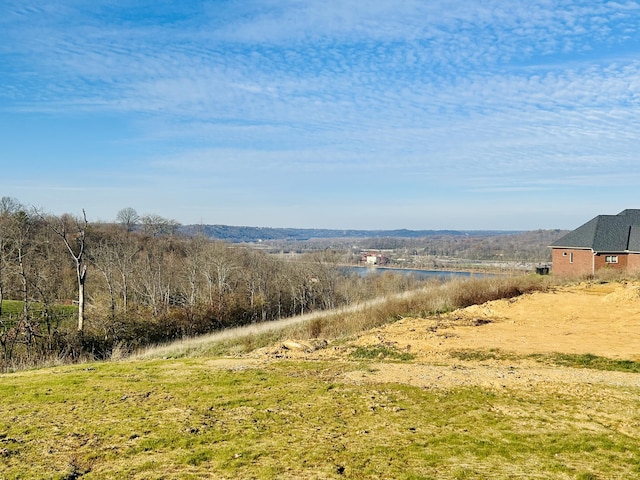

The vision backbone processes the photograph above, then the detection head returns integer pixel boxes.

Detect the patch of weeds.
[576,473,598,480]
[449,349,512,362]
[135,436,171,453]
[466,318,493,326]
[451,467,477,479]
[137,460,160,472]
[60,455,91,480]
[181,448,212,466]
[531,352,640,373]
[350,345,415,361]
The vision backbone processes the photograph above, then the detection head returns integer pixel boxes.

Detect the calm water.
[339,266,485,280]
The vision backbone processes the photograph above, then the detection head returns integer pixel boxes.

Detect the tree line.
[263,229,565,264]
[0,198,426,371]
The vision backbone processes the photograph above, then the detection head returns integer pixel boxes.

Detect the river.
[339,266,489,280]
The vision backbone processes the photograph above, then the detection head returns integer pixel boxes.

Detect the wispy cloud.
[2,0,640,227]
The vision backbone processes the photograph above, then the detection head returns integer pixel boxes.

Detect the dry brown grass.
[134,274,556,359]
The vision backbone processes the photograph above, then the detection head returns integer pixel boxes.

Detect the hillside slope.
[252,281,640,389]
[2,280,640,479]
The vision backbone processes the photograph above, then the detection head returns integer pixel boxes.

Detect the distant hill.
[180,224,519,243]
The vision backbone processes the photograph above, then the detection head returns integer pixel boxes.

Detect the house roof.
[550,209,640,252]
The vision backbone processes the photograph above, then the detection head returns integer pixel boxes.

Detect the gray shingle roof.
[550,209,640,252]
[628,226,640,252]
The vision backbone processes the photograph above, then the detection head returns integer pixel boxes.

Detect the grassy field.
[1,355,639,479]
[2,275,640,479]
[0,300,77,325]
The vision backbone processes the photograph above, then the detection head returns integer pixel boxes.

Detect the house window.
[569,252,574,263]
[605,255,618,264]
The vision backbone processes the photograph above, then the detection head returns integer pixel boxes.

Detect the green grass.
[449,349,513,362]
[0,300,23,317]
[1,358,639,479]
[1,300,77,323]
[450,349,640,374]
[350,344,415,361]
[532,352,640,373]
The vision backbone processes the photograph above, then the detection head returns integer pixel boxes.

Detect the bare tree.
[116,207,139,232]
[43,210,89,333]
[91,238,119,322]
[0,197,23,317]
[90,226,140,319]
[202,242,235,319]
[1,210,33,362]
[140,214,180,237]
[0,217,7,318]
[0,196,21,216]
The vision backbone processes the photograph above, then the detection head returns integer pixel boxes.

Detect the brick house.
[550,209,640,276]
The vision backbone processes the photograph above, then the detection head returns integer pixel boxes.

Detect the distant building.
[550,209,640,275]
[361,252,389,266]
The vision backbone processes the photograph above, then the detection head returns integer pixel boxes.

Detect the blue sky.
[2,1,640,230]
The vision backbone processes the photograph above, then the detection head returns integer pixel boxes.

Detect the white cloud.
[2,0,640,228]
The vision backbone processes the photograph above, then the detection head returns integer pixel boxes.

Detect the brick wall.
[593,253,628,271]
[626,253,640,273]
[551,248,593,276]
[552,249,640,275]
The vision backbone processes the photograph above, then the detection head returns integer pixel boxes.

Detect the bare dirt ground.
[243,281,640,392]
[356,281,640,360]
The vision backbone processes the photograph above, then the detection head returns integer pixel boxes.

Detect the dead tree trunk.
[77,262,87,332]
[43,210,89,333]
